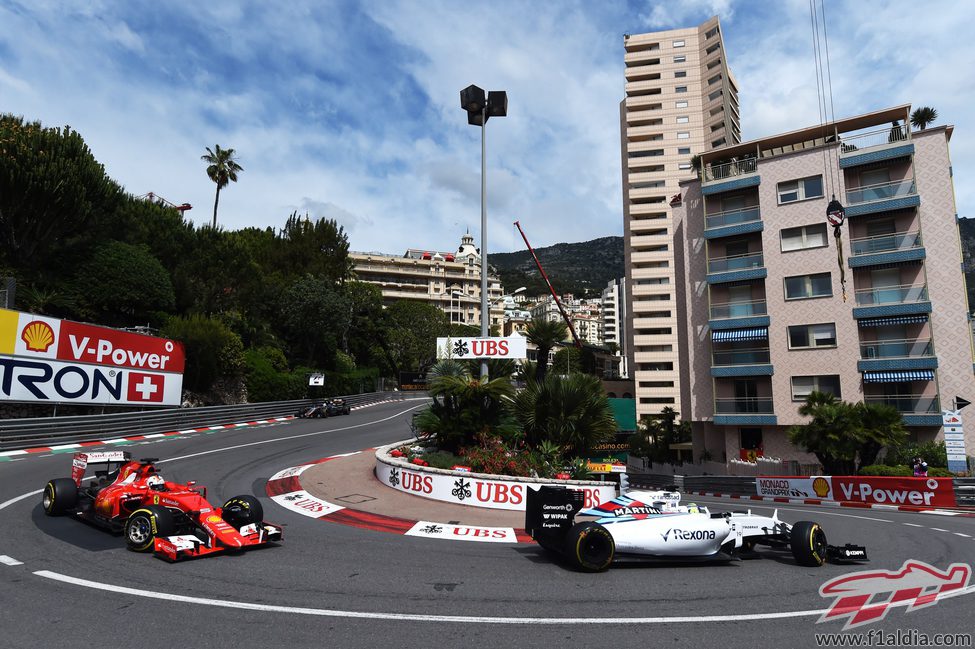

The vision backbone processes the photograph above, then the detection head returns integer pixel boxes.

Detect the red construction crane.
[136,192,192,215]
[513,220,582,348]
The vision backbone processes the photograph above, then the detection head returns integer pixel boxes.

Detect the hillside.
[488,236,624,298]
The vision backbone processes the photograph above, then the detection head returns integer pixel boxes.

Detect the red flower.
[390,449,404,457]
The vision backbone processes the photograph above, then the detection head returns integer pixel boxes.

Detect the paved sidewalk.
[299,450,525,528]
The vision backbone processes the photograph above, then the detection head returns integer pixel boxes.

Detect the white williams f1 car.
[525,484,868,572]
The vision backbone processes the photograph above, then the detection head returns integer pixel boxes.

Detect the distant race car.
[525,483,868,572]
[325,398,351,416]
[42,451,282,561]
[296,403,327,418]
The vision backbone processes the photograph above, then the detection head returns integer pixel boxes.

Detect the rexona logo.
[819,560,971,629]
[661,528,716,542]
[21,321,55,352]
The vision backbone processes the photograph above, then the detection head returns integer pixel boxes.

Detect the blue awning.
[862,370,935,383]
[858,315,928,327]
[712,327,768,343]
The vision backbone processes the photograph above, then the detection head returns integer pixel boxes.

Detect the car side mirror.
[186,481,196,487]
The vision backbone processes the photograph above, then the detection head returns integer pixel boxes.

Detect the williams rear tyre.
[125,505,175,552]
[221,494,264,530]
[791,520,828,567]
[565,522,615,572]
[42,478,78,516]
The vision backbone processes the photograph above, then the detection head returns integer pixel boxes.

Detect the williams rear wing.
[525,486,585,547]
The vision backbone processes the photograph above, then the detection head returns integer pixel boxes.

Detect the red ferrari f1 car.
[42,451,282,561]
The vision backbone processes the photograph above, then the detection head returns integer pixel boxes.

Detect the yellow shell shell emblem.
[207,515,222,523]
[21,321,55,352]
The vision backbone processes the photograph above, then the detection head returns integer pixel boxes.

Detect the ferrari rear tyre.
[125,505,175,552]
[791,521,828,567]
[565,522,615,572]
[221,494,263,529]
[42,478,78,516]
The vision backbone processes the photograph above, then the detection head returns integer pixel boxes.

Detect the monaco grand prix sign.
[0,308,184,407]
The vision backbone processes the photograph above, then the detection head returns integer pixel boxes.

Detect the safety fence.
[0,392,408,452]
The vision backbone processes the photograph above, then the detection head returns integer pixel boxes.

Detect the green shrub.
[244,347,306,402]
[858,464,912,476]
[884,440,948,468]
[162,314,243,393]
[422,451,465,470]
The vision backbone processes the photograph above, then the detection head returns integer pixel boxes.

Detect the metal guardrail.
[0,392,411,452]
[955,478,975,507]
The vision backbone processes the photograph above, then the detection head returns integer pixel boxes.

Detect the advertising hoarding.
[436,336,527,360]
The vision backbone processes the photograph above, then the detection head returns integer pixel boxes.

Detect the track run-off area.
[2,400,974,649]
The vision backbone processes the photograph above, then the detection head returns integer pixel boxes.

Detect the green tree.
[854,401,908,467]
[526,319,568,382]
[278,212,353,284]
[278,275,350,369]
[381,300,450,377]
[510,373,616,455]
[73,241,175,327]
[414,362,517,452]
[0,115,122,278]
[552,345,598,376]
[201,144,243,228]
[162,314,244,396]
[910,106,938,130]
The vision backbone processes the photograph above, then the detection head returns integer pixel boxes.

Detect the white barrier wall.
[375,442,617,511]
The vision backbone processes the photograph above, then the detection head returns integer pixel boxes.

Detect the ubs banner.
[0,309,184,407]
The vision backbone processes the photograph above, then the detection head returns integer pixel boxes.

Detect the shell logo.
[21,321,55,352]
[813,476,831,498]
[207,515,222,523]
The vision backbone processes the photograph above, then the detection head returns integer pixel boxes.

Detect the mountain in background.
[488,236,624,298]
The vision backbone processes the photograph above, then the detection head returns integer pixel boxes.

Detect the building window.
[675,70,687,78]
[677,132,690,139]
[676,116,689,124]
[678,147,691,154]
[675,100,689,108]
[777,175,824,204]
[781,223,828,252]
[787,323,837,349]
[784,272,832,300]
[791,375,841,401]
[673,55,686,63]
[678,163,692,170]
[673,39,685,47]
[675,86,688,93]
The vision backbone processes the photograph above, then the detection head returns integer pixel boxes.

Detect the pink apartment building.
[672,105,972,467]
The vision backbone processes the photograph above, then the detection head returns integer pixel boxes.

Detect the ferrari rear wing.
[71,451,131,486]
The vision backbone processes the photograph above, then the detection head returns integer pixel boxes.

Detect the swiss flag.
[127,372,165,403]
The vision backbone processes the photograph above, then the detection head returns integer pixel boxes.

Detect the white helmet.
[146,475,165,490]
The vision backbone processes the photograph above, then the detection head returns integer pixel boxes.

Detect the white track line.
[0,555,23,566]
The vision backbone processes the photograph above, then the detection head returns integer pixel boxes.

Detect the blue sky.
[2,0,973,254]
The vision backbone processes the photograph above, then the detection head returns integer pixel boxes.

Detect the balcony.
[711,347,773,377]
[863,394,941,426]
[852,284,931,319]
[858,338,938,372]
[848,230,925,267]
[714,397,777,426]
[709,299,769,330]
[845,178,919,217]
[706,252,766,284]
[704,206,763,239]
[838,126,914,168]
[701,158,759,196]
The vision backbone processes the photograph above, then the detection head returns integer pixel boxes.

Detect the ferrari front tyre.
[791,520,828,567]
[125,505,175,552]
[42,478,78,516]
[566,522,615,572]
[221,494,263,529]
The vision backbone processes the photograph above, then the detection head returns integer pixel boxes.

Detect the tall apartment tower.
[673,105,972,467]
[621,16,741,423]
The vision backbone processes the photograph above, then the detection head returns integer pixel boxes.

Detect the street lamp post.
[460,84,507,380]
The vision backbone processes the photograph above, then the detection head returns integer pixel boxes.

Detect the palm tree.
[525,318,568,382]
[510,373,617,455]
[201,145,243,228]
[910,107,938,130]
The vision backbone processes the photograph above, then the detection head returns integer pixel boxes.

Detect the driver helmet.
[146,475,165,491]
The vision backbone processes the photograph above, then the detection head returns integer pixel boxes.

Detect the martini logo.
[127,372,164,402]
[813,477,831,498]
[21,321,55,352]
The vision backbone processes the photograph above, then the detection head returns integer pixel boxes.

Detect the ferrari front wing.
[153,522,283,561]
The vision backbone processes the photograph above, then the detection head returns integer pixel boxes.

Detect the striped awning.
[857,315,928,328]
[862,370,934,383]
[712,327,768,343]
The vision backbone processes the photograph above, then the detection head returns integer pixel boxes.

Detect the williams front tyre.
[565,522,615,572]
[791,521,828,567]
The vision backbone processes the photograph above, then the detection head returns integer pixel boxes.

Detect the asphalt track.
[1,400,974,649]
